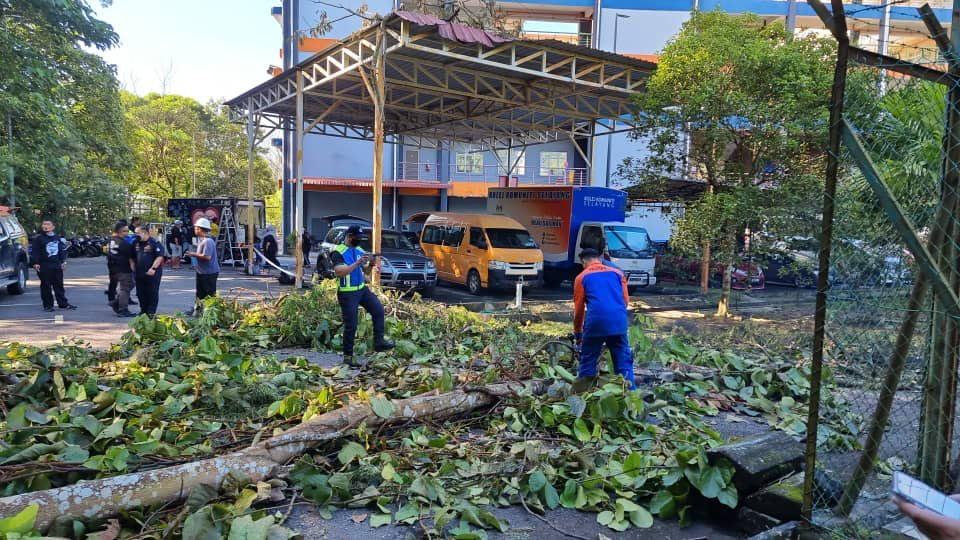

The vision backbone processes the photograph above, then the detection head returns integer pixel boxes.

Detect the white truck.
[487,186,656,291]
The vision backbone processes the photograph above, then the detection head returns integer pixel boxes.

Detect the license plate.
[401,280,420,286]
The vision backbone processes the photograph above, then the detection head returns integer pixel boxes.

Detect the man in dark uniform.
[30,219,76,312]
[301,228,312,266]
[328,225,394,366]
[133,224,165,317]
[107,221,136,317]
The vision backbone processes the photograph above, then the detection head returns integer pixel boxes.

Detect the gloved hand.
[573,332,583,346]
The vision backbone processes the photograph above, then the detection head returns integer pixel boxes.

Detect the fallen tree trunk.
[0,380,546,531]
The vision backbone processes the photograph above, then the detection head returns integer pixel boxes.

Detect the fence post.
[801,0,849,523]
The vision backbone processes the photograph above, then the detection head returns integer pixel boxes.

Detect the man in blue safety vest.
[328,225,395,366]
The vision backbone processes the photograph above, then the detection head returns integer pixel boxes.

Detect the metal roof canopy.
[224,11,653,149]
[225,11,654,286]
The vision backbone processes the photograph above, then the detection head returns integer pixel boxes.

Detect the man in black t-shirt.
[107,221,136,317]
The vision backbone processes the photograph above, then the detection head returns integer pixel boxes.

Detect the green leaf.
[233,488,258,514]
[527,469,547,492]
[648,490,676,517]
[93,418,125,443]
[0,503,38,534]
[182,507,223,540]
[695,466,725,498]
[543,482,560,510]
[596,510,614,526]
[554,364,576,383]
[573,418,591,442]
[228,515,274,540]
[628,506,654,528]
[381,462,396,481]
[369,396,396,419]
[337,441,367,465]
[394,502,421,524]
[6,403,28,430]
[623,452,643,478]
[476,508,506,532]
[57,445,89,464]
[370,513,392,528]
[717,484,738,508]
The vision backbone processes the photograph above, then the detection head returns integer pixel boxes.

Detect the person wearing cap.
[328,225,395,366]
[571,248,636,393]
[184,217,220,313]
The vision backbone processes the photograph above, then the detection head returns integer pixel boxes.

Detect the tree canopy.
[0,0,131,233]
[121,92,275,214]
[620,11,834,313]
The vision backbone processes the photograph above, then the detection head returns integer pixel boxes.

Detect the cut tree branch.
[0,380,546,531]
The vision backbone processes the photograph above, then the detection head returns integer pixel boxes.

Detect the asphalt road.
[0,256,813,347]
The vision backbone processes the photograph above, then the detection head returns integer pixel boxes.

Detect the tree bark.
[699,242,711,295]
[0,380,546,531]
[716,262,732,317]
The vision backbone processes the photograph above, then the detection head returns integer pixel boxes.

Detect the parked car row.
[654,235,915,290]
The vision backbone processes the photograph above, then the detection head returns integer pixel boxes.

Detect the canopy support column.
[294,70,305,288]
[360,22,388,287]
[245,98,256,275]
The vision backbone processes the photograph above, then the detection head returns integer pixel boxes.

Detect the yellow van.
[420,213,543,295]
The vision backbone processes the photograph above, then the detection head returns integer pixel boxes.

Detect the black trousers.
[107,270,118,301]
[337,287,385,356]
[302,248,311,265]
[136,273,161,316]
[196,273,218,300]
[38,267,69,309]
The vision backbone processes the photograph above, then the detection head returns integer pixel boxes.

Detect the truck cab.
[576,222,657,291]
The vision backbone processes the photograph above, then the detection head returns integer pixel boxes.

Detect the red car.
[656,252,765,290]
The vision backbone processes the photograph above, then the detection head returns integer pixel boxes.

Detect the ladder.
[217,204,247,267]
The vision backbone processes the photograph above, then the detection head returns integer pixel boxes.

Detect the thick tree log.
[0,380,546,531]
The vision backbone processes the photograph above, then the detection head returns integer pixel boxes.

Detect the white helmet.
[194,217,212,230]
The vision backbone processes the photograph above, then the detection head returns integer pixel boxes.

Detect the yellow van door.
[461,226,487,285]
[443,225,467,283]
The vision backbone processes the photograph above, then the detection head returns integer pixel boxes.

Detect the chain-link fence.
[803,1,960,537]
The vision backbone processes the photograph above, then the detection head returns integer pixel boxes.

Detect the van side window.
[422,225,443,245]
[444,226,464,248]
[469,227,487,249]
[0,220,8,242]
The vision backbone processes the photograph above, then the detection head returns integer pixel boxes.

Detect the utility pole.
[6,112,14,208]
[604,13,629,188]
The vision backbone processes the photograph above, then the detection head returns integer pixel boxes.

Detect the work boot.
[374,339,395,353]
[117,310,135,318]
[343,355,365,368]
[570,376,599,394]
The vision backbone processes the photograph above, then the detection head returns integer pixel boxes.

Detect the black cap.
[346,225,365,236]
[579,248,600,260]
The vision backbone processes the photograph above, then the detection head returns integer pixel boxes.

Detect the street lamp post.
[604,13,630,188]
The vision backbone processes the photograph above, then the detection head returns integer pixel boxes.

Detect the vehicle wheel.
[420,285,436,298]
[7,263,27,295]
[84,246,99,257]
[628,286,640,296]
[467,270,483,296]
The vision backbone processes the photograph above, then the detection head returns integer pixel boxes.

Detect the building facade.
[272,0,950,241]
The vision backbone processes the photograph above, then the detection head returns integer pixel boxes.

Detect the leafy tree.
[122,92,274,204]
[0,0,132,234]
[620,11,833,315]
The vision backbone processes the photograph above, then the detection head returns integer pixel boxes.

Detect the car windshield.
[485,228,538,249]
[358,231,414,251]
[604,226,653,258]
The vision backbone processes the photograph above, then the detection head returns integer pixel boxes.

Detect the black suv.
[0,208,28,295]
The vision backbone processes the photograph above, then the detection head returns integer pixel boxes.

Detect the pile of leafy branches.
[0,284,857,538]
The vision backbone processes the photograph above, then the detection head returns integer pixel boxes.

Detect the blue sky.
[94,1,281,103]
